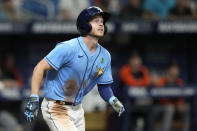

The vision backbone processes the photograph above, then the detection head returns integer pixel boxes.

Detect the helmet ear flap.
[84,23,92,36]
[81,24,107,36]
[78,22,92,36]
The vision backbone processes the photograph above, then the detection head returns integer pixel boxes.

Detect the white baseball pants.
[41,98,85,131]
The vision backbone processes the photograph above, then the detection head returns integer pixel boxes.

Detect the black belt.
[55,100,75,106]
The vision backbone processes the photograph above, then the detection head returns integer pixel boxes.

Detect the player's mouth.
[98,29,104,33]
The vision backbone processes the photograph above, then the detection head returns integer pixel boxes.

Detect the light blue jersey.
[44,36,113,105]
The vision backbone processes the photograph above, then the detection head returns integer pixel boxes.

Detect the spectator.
[107,0,121,18]
[119,51,151,131]
[119,52,150,87]
[119,0,144,20]
[0,0,20,20]
[142,0,176,20]
[21,0,59,20]
[149,70,160,88]
[169,0,197,20]
[57,0,90,20]
[0,52,24,131]
[148,63,190,131]
[119,0,128,6]
[89,0,117,19]
[0,52,23,88]
[89,0,109,11]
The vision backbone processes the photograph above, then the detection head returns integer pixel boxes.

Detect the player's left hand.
[109,96,125,116]
[24,95,39,122]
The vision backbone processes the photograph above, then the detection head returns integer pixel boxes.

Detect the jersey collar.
[78,36,100,57]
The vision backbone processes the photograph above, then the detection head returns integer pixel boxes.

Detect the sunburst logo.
[94,66,104,79]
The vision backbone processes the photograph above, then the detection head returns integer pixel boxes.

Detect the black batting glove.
[24,95,39,122]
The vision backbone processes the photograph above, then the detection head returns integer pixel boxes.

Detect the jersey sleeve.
[98,52,113,84]
[45,42,74,70]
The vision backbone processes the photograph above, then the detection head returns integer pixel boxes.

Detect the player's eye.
[93,19,99,23]
[93,18,103,24]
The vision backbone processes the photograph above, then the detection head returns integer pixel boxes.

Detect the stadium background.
[1,0,197,131]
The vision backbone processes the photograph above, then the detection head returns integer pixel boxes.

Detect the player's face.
[89,15,104,37]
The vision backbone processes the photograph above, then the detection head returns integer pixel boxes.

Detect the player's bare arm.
[24,59,52,122]
[31,59,52,95]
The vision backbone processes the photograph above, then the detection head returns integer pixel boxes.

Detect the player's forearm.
[31,59,52,95]
[98,84,125,116]
[31,65,45,95]
[97,84,114,103]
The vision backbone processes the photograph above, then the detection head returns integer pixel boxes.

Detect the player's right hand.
[24,95,39,122]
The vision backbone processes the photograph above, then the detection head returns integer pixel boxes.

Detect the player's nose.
[98,20,104,26]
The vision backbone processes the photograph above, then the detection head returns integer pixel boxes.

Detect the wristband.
[109,96,116,104]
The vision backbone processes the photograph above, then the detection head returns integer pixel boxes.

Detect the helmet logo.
[87,6,103,12]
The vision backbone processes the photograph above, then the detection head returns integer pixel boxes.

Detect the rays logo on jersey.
[94,66,104,79]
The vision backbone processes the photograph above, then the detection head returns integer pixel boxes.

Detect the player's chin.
[96,34,104,38]
[95,32,104,37]
[89,32,104,38]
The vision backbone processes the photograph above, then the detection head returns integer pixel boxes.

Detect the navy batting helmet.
[76,6,110,36]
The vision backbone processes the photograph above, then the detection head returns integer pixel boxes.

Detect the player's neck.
[83,36,98,54]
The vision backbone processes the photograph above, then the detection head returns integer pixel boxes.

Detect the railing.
[1,20,197,34]
[127,86,197,98]
[0,86,196,101]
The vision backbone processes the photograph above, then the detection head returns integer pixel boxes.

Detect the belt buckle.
[66,101,74,106]
[56,100,75,106]
[56,101,65,105]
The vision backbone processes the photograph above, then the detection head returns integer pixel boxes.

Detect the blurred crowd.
[112,51,192,131]
[1,0,197,21]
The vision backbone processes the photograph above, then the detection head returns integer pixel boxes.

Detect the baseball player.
[24,6,125,131]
